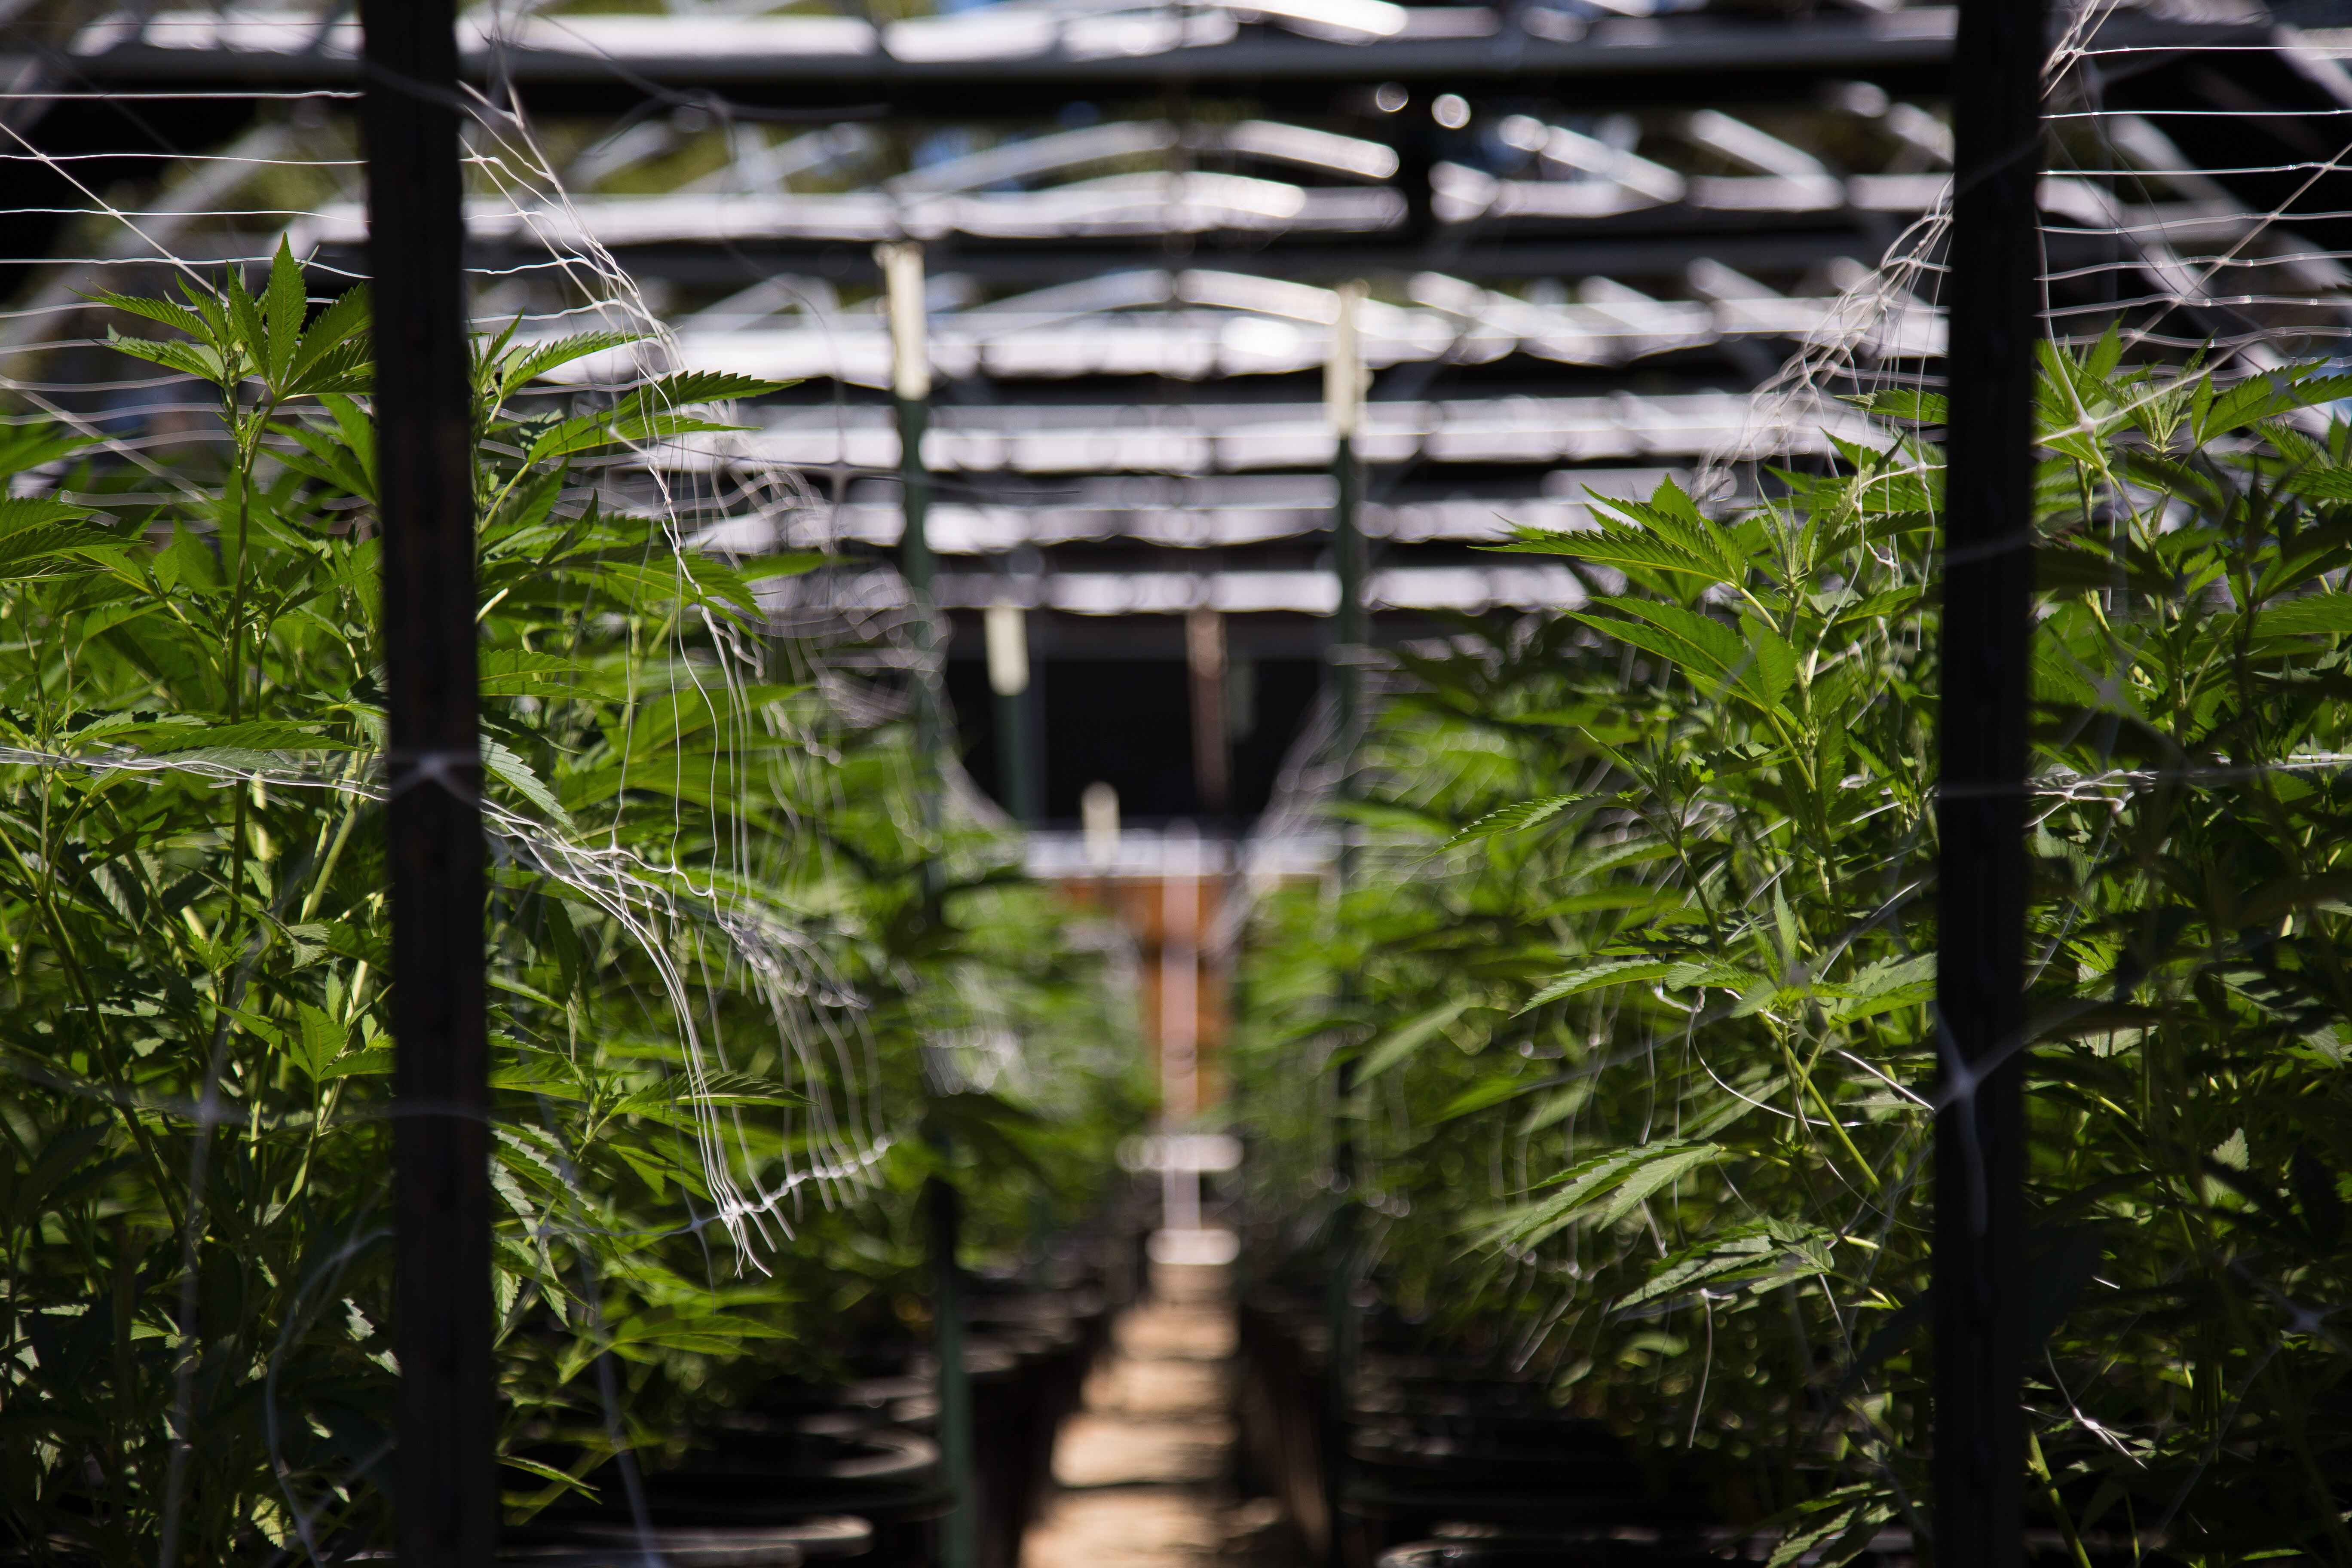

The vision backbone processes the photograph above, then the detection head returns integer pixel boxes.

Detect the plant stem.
[2025,1426,2094,1568]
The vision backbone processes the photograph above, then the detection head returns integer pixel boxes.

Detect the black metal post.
[898,392,937,757]
[883,242,978,1568]
[1323,287,1368,1568]
[1321,428,1368,1568]
[995,682,1035,824]
[1933,0,2043,1557]
[1017,577,1048,828]
[928,1176,977,1568]
[1332,437,1365,787]
[903,429,980,1568]
[1186,606,1230,818]
[1328,279,1369,829]
[361,3,494,1565]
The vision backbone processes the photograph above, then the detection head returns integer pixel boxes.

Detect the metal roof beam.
[58,12,2261,113]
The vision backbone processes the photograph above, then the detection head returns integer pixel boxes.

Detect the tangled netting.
[0,41,1018,1257]
[0,13,1128,1553]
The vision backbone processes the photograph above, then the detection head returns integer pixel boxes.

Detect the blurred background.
[15,3,2352,1565]
[12,0,2298,837]
[16,0,2333,1098]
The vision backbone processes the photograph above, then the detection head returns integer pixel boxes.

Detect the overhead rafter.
[47,8,2260,114]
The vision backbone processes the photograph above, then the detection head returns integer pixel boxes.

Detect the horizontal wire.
[0,90,359,101]
[0,152,364,165]
[2043,292,2352,315]
[2049,105,2352,118]
[5,208,338,218]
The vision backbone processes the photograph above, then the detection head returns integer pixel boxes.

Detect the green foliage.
[1236,335,2352,1562]
[0,245,1143,1562]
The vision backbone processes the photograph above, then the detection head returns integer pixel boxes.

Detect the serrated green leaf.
[2260,591,2352,636]
[102,330,226,386]
[1619,1217,1833,1308]
[291,1003,348,1082]
[323,1047,394,1079]
[1518,959,1677,1014]
[1472,1140,1726,1248]
[263,238,306,385]
[1445,794,1584,849]
[110,721,354,756]
[1352,997,1475,1085]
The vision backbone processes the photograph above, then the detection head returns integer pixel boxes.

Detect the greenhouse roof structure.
[46,5,2248,105]
[9,0,2351,820]
[14,6,2352,1561]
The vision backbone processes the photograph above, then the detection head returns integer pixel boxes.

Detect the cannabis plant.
[0,244,874,1560]
[1237,337,2352,1564]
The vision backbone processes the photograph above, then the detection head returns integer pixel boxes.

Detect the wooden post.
[1933,0,2043,1557]
[359,3,494,1565]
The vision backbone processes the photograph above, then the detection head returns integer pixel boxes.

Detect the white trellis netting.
[0,20,1061,1257]
[0,13,1087,1554]
[1715,0,2352,482]
[1205,1,2352,1546]
[21,0,2352,1548]
[1690,0,2352,1003]
[35,217,867,1243]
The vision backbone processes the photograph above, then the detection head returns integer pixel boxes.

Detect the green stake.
[882,240,978,1568]
[1322,279,1368,1568]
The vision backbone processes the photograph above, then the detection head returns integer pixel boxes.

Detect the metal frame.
[882,240,982,1568]
[33,0,2126,1547]
[360,2,496,1564]
[59,12,2255,115]
[1932,0,2043,1556]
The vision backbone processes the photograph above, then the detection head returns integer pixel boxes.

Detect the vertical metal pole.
[1322,281,1368,1568]
[927,1177,976,1568]
[882,243,940,773]
[1185,607,1230,818]
[1160,824,1202,1233]
[1020,574,1048,825]
[1934,0,2042,1558]
[361,3,493,1565]
[1328,282,1368,820]
[883,241,977,1568]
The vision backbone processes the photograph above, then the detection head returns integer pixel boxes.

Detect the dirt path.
[1020,1264,1262,1568]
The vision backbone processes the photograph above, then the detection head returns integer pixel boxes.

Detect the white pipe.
[1325,279,1366,439]
[876,241,930,401]
[1081,782,1119,869]
[984,603,1029,697]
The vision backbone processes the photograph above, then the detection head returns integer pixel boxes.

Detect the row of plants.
[0,248,1146,1562]
[1233,335,2352,1563]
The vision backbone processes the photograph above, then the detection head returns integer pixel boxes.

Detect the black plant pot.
[1375,1538,1726,1568]
[1373,1528,2205,1568]
[501,1516,875,1566]
[548,1421,949,1567]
